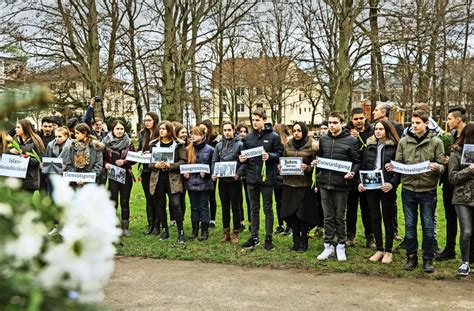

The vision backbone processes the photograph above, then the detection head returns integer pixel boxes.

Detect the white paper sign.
[280,157,303,176]
[390,160,430,175]
[42,157,64,174]
[360,170,384,190]
[317,157,352,173]
[63,172,96,183]
[151,147,175,164]
[180,164,210,174]
[125,151,152,164]
[108,165,126,184]
[241,146,264,158]
[213,161,237,177]
[0,154,29,178]
[461,144,474,165]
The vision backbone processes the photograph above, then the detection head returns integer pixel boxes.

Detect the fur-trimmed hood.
[366,135,396,146]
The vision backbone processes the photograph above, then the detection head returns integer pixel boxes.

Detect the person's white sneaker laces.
[317,243,335,260]
[336,243,347,262]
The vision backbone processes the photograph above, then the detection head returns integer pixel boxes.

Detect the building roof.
[26,64,125,84]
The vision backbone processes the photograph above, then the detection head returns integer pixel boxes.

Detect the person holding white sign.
[139,112,160,235]
[238,108,284,251]
[65,123,105,187]
[386,110,445,273]
[103,120,136,237]
[280,122,318,253]
[211,121,243,244]
[314,112,360,262]
[149,121,187,243]
[358,120,400,264]
[184,126,215,241]
[448,123,474,276]
[7,119,46,192]
[45,126,71,196]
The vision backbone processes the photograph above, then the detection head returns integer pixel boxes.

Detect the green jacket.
[395,131,445,192]
[448,146,474,206]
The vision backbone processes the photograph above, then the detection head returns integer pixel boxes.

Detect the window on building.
[256,87,263,95]
[236,87,245,96]
[50,83,56,91]
[237,103,245,112]
[114,99,119,112]
[257,103,263,108]
[299,108,302,114]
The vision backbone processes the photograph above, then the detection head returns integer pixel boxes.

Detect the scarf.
[292,121,308,150]
[103,132,131,153]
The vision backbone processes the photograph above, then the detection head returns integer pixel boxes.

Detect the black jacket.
[8,137,43,190]
[238,123,284,186]
[360,135,400,188]
[316,128,360,191]
[346,120,372,156]
[212,136,243,183]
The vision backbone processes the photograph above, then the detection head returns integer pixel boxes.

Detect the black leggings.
[109,172,133,221]
[219,180,241,230]
[209,180,217,221]
[141,171,159,226]
[366,189,396,252]
[153,175,183,231]
[239,178,251,222]
[455,204,474,263]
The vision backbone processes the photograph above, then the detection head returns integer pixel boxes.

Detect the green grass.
[116,170,465,280]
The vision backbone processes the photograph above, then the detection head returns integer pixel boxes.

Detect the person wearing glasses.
[345,107,375,249]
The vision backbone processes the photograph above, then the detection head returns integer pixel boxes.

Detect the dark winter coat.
[238,123,284,186]
[346,120,372,156]
[7,137,44,190]
[448,146,474,206]
[282,138,318,188]
[360,135,400,187]
[212,136,242,183]
[316,128,360,191]
[185,140,214,191]
[149,139,187,194]
[104,141,136,178]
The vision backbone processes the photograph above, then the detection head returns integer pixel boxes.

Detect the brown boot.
[220,228,231,242]
[231,230,239,244]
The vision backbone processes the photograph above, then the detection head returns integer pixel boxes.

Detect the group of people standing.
[0,100,472,277]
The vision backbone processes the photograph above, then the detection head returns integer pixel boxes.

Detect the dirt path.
[104,256,473,310]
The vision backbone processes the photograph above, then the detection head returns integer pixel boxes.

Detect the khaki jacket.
[448,146,474,206]
[282,138,318,188]
[395,131,445,192]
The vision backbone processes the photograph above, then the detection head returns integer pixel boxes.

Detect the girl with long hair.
[200,119,219,229]
[8,119,46,192]
[358,120,400,264]
[175,123,189,219]
[184,126,215,241]
[212,121,243,244]
[448,123,474,276]
[65,123,104,186]
[45,126,72,194]
[139,112,160,235]
[103,120,136,236]
[149,120,187,243]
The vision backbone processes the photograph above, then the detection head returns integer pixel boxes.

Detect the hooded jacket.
[184,139,214,191]
[212,136,243,183]
[360,135,400,187]
[316,128,360,191]
[395,131,445,192]
[238,123,284,186]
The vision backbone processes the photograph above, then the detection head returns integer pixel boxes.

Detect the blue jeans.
[189,190,210,222]
[402,189,437,259]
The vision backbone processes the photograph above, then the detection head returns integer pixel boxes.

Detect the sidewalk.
[104,256,474,310]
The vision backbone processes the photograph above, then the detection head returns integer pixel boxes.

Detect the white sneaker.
[317,243,335,260]
[170,220,177,227]
[336,243,347,262]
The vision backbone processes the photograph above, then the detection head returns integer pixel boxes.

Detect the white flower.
[49,175,75,208]
[4,211,48,262]
[4,177,21,189]
[0,202,12,217]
